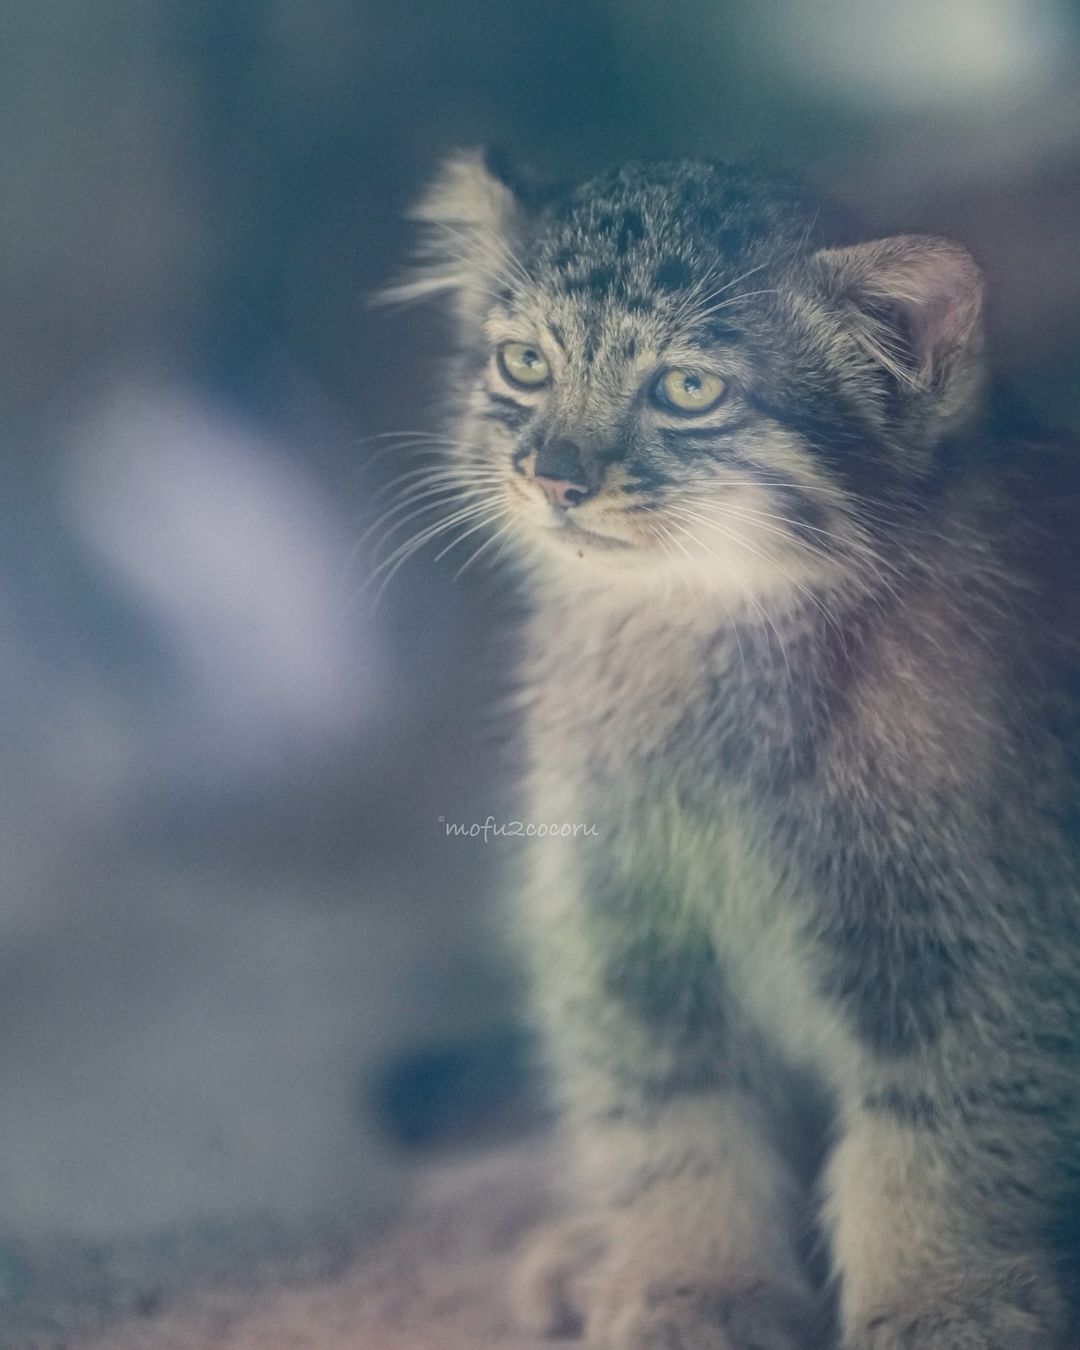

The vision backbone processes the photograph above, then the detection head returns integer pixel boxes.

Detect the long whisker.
[354,429,478,447]
[678,475,933,548]
[665,257,732,326]
[368,498,500,579]
[370,500,504,608]
[668,500,833,557]
[677,476,853,503]
[690,288,779,324]
[673,499,851,572]
[344,479,492,600]
[665,513,796,658]
[354,433,487,476]
[365,513,486,611]
[368,465,504,510]
[432,504,512,562]
[681,498,908,606]
[648,519,689,606]
[453,511,519,578]
[674,262,772,326]
[653,519,748,674]
[669,261,764,323]
[663,506,848,643]
[341,493,493,614]
[361,479,499,552]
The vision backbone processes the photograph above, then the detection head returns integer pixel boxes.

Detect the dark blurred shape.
[369,1027,542,1151]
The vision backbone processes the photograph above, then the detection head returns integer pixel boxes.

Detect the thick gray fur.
[388,150,1080,1349]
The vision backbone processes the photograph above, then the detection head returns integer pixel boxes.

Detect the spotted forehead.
[503,177,792,358]
[529,214,733,320]
[533,165,779,276]
[499,261,745,369]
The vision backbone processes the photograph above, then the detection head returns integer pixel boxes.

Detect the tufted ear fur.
[377,149,525,329]
[809,235,985,427]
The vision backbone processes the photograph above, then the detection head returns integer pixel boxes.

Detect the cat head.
[384,150,985,602]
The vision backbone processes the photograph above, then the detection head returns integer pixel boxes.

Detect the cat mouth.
[547,511,632,550]
[506,477,634,552]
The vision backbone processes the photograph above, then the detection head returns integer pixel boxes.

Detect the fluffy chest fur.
[519,562,1037,1082]
[521,588,857,1079]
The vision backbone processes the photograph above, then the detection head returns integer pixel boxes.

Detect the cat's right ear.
[376,148,527,328]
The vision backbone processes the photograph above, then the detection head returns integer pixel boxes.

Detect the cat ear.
[809,235,984,408]
[377,148,525,324]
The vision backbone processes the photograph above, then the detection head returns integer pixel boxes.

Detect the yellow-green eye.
[497,341,551,389]
[654,367,727,414]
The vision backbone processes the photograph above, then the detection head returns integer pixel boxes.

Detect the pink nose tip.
[534,476,591,508]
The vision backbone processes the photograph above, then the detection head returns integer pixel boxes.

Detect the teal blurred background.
[2,0,1079,1336]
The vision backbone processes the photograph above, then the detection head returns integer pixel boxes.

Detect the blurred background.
[2,0,1080,1339]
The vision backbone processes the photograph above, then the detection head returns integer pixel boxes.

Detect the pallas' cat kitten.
[385,152,1080,1349]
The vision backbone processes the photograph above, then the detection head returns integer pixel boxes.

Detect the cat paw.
[847,1280,1066,1350]
[599,1279,821,1350]
[514,1217,820,1347]
[851,1309,1039,1350]
[514,1215,610,1337]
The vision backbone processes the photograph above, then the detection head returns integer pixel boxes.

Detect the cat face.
[387,153,984,602]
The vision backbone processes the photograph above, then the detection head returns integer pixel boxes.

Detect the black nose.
[533,439,594,507]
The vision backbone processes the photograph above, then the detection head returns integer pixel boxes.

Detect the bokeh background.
[3,0,1080,1338]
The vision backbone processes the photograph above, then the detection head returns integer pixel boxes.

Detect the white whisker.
[663,505,848,644]
[453,512,519,578]
[432,504,512,563]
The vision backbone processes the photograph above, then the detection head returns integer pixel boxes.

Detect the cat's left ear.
[808,235,984,415]
[377,148,527,328]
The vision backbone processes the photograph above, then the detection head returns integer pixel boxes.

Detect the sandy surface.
[30,1143,556,1350]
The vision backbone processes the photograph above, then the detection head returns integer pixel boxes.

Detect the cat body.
[388,152,1080,1348]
